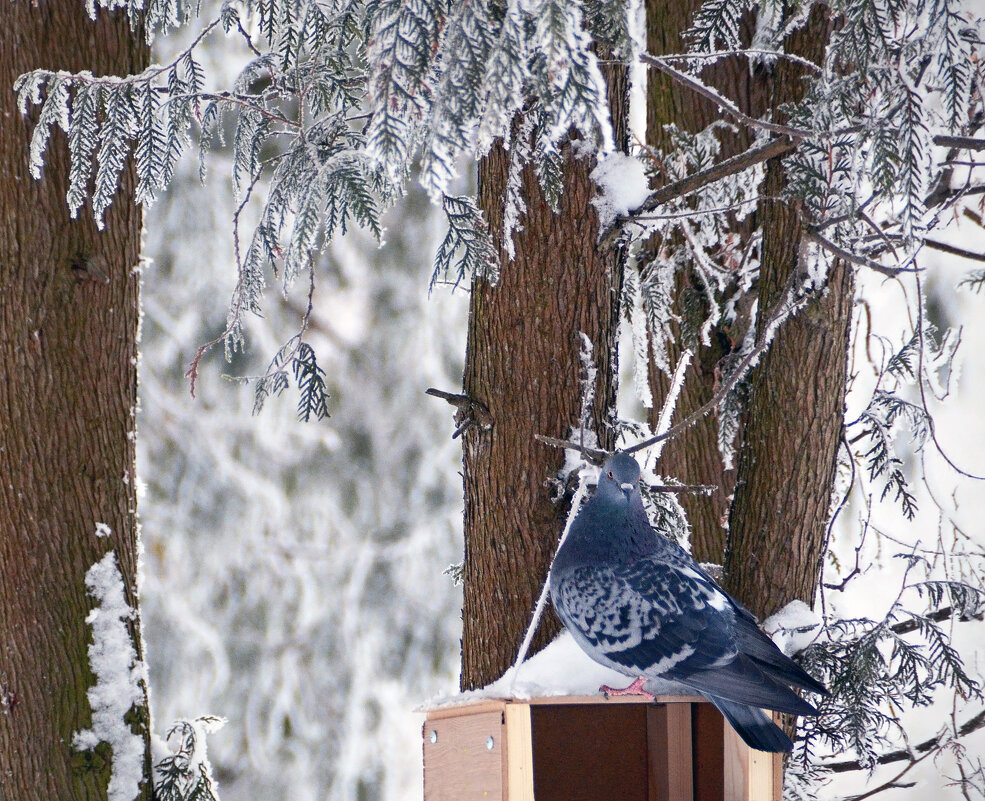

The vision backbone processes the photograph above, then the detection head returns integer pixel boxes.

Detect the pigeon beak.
[620,482,634,496]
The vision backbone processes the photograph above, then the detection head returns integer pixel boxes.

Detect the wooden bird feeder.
[422,695,782,801]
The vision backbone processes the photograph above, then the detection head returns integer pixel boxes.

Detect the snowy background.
[129,12,985,801]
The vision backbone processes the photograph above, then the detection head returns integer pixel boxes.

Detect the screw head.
[429,730,438,744]
[486,736,495,750]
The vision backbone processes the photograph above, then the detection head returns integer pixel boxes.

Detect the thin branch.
[651,350,692,461]
[647,482,718,495]
[533,434,607,462]
[821,435,862,592]
[510,471,593,687]
[890,605,985,635]
[658,48,823,73]
[841,754,928,801]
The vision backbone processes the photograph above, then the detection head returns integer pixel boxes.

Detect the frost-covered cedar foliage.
[16,0,985,796]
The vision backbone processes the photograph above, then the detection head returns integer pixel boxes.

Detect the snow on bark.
[74,551,147,801]
[761,599,822,656]
[589,151,650,229]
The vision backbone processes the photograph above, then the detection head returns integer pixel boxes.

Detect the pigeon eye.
[607,470,614,479]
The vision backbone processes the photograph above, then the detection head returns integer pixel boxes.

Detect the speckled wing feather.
[552,557,738,678]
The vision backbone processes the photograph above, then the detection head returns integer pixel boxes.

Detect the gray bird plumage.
[549,452,827,752]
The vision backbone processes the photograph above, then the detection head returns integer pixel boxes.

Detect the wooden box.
[422,696,782,801]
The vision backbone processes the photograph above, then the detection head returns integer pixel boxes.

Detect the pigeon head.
[596,452,642,504]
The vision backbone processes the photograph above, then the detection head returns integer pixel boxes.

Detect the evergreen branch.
[292,342,330,422]
[431,195,500,289]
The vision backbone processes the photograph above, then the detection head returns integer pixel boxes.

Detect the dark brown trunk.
[723,9,854,617]
[643,0,768,564]
[460,68,629,691]
[0,3,152,799]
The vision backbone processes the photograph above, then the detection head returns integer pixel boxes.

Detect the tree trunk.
[460,69,629,691]
[723,9,854,617]
[0,4,152,800]
[643,0,767,564]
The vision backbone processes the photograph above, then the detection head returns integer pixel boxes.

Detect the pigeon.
[549,452,828,752]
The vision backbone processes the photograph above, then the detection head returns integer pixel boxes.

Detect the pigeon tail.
[667,653,818,717]
[706,695,794,753]
[733,615,829,697]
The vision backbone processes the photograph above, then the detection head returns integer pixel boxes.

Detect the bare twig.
[840,753,929,801]
[533,433,607,462]
[889,605,985,636]
[425,388,494,438]
[658,48,823,74]
[647,482,718,495]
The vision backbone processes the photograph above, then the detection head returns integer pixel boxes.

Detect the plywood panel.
[692,703,725,801]
[424,711,504,801]
[529,703,649,801]
[648,703,694,801]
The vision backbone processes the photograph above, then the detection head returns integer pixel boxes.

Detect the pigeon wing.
[552,557,738,678]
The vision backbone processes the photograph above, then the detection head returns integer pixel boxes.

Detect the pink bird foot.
[599,676,654,700]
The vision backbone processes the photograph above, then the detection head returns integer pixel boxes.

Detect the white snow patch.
[419,631,695,711]
[590,152,650,229]
[95,522,113,539]
[761,599,822,657]
[73,551,147,801]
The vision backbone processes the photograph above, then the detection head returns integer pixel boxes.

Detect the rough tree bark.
[723,9,854,617]
[460,68,629,691]
[643,0,767,564]
[0,4,152,800]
